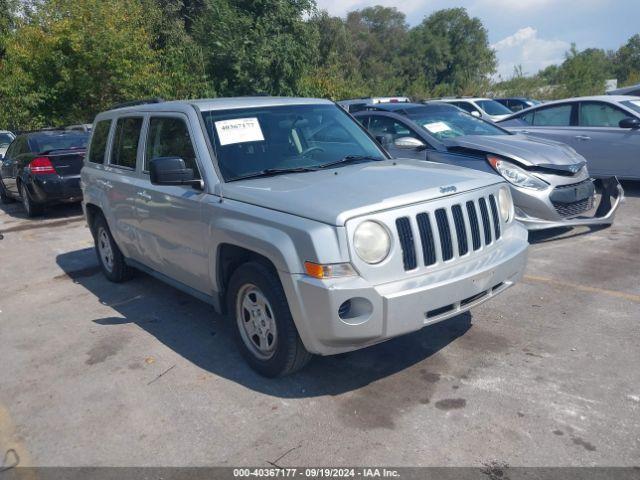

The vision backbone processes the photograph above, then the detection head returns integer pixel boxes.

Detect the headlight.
[498,186,513,223]
[487,155,548,191]
[353,221,391,264]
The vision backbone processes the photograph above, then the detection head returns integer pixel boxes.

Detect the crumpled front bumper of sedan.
[516,177,624,231]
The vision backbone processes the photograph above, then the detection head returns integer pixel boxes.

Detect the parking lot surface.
[1,184,639,467]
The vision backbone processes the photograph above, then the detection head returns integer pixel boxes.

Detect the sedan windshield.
[476,100,513,116]
[405,106,509,140]
[202,104,386,181]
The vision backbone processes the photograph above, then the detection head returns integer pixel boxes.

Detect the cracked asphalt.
[0,183,639,467]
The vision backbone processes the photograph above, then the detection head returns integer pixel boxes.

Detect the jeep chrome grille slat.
[394,192,502,271]
[488,194,501,240]
[466,201,482,251]
[416,213,437,266]
[451,205,468,256]
[478,197,492,245]
[396,217,417,270]
[435,209,454,261]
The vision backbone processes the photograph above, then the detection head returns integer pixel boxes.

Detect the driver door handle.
[137,191,152,201]
[575,135,591,141]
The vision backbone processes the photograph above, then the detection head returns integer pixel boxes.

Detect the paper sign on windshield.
[215,117,264,146]
[629,100,640,108]
[423,121,451,134]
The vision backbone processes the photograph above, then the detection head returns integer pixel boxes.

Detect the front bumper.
[281,224,528,355]
[514,177,623,231]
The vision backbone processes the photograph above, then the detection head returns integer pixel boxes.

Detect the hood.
[445,134,586,170]
[488,114,512,122]
[221,159,501,226]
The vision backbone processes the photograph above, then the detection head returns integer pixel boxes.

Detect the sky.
[315,0,640,79]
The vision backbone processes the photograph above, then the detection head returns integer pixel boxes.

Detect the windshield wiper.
[315,155,384,170]
[228,166,319,182]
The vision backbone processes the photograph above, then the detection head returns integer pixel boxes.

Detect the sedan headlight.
[487,155,549,191]
[354,221,391,264]
[498,186,513,223]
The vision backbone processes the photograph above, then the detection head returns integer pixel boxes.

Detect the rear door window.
[88,120,112,164]
[110,117,143,169]
[145,116,200,178]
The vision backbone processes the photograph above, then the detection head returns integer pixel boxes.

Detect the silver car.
[354,102,623,231]
[498,95,640,179]
[0,130,15,160]
[426,97,514,122]
[81,97,528,376]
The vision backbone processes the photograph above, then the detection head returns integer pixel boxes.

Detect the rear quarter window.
[88,120,112,164]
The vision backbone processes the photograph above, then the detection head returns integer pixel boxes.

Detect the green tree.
[558,45,613,96]
[344,6,408,94]
[0,0,211,130]
[0,0,19,60]
[192,0,318,96]
[614,34,640,85]
[407,8,496,96]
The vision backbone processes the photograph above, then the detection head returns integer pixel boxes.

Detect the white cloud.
[492,27,570,79]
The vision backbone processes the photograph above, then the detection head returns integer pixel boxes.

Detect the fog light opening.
[338,297,373,325]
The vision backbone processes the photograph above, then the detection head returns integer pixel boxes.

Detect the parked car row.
[0,93,634,378]
[338,98,625,231]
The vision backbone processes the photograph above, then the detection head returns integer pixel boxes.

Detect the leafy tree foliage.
[558,45,613,97]
[614,34,640,86]
[0,0,638,130]
[406,8,496,97]
[192,0,317,96]
[0,0,210,129]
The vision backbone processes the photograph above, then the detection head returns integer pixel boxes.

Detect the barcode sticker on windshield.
[423,122,451,134]
[215,117,264,146]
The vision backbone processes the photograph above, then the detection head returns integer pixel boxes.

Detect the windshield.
[621,100,640,116]
[202,104,386,181]
[406,106,509,140]
[0,133,14,148]
[31,132,89,153]
[476,100,513,116]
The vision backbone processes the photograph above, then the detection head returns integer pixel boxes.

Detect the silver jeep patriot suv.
[81,97,529,376]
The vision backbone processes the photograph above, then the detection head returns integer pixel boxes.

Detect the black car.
[0,130,89,216]
[495,97,541,112]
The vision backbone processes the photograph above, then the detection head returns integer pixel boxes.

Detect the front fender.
[205,197,351,292]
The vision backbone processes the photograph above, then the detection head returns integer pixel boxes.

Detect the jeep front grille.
[396,193,502,271]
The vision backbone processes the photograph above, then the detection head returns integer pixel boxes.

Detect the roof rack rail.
[109,98,165,110]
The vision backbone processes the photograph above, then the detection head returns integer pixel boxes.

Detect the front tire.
[19,183,44,217]
[227,262,312,377]
[93,214,132,282]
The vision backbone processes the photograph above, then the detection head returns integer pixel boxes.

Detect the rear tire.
[227,262,312,377]
[0,181,14,204]
[93,214,132,282]
[19,183,44,217]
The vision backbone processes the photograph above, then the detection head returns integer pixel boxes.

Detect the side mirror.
[470,111,481,118]
[619,117,640,129]
[149,157,202,189]
[394,136,427,150]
